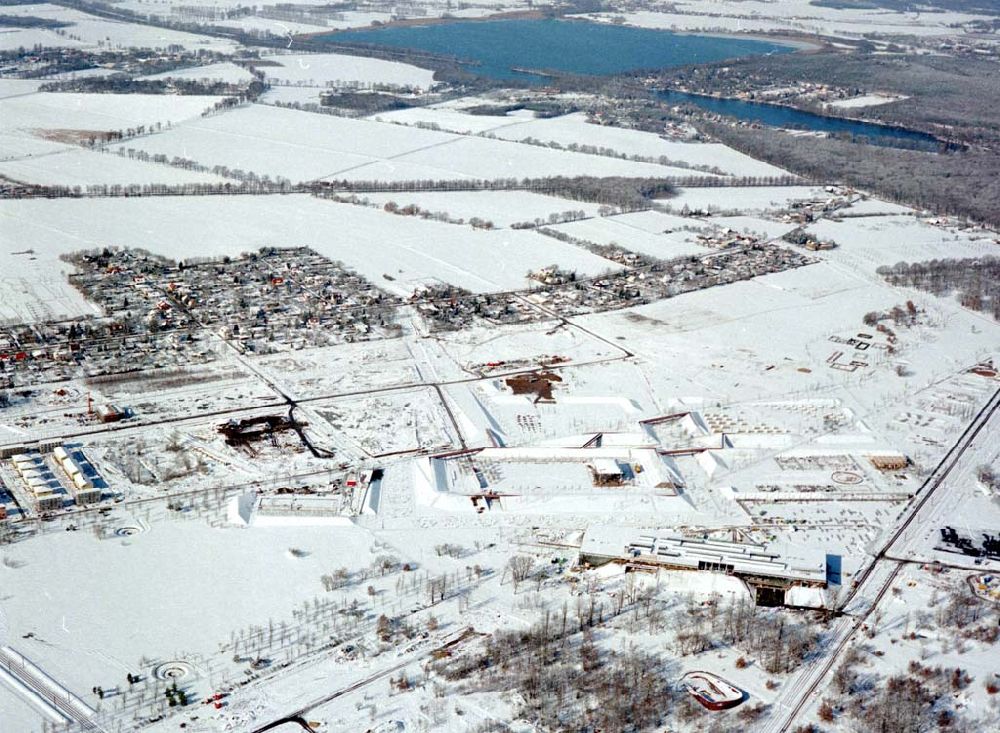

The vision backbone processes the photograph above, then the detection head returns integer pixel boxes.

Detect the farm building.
[96,404,126,423]
[868,452,909,471]
[589,458,626,486]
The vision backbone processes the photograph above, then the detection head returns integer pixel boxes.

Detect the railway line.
[249,627,477,733]
[0,646,102,732]
[762,385,1000,733]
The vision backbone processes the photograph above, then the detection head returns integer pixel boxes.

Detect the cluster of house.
[0,246,412,387]
[409,284,545,332]
[525,244,815,317]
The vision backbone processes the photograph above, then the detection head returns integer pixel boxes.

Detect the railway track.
[0,646,102,732]
[249,627,477,733]
[762,385,1000,733]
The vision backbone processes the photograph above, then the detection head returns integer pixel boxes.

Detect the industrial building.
[580,530,828,606]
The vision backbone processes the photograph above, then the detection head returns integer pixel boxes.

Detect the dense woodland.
[813,0,1000,13]
[647,51,1000,147]
[37,77,261,96]
[0,46,232,78]
[431,589,824,732]
[705,122,1000,227]
[0,13,69,28]
[878,257,1000,321]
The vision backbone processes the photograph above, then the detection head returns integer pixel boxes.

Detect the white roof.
[590,458,622,476]
[582,528,827,585]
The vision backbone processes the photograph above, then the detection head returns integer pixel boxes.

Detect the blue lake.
[328,18,794,81]
[658,90,950,151]
[327,18,950,151]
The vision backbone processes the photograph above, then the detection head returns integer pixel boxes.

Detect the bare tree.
[507,556,534,592]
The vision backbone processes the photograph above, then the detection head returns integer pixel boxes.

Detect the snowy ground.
[1,11,998,731]
[110,103,719,184]
[0,194,620,297]
[143,62,256,84]
[0,92,227,138]
[377,108,788,177]
[359,190,605,228]
[0,3,237,51]
[0,147,229,186]
[826,93,907,109]
[575,1,995,39]
[258,52,437,91]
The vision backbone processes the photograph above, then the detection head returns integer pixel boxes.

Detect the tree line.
[878,257,1000,321]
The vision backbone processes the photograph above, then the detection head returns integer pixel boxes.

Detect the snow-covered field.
[1,8,998,732]
[0,517,384,711]
[0,79,44,99]
[826,93,907,109]
[111,103,718,184]
[0,25,84,51]
[259,52,437,90]
[0,257,97,324]
[0,3,237,51]
[0,148,228,186]
[360,190,605,228]
[331,134,718,183]
[144,62,256,83]
[668,184,834,214]
[576,0,994,39]
[107,103,455,181]
[546,212,711,260]
[0,92,226,137]
[0,132,72,161]
[812,214,998,277]
[0,194,618,296]
[378,108,789,177]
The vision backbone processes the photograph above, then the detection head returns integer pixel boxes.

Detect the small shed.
[590,458,625,487]
[96,405,125,423]
[869,453,908,472]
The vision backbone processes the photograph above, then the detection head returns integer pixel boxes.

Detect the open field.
[259,52,436,90]
[0,132,73,160]
[379,108,789,177]
[577,1,996,38]
[144,62,256,83]
[0,148,229,186]
[106,103,456,182]
[666,185,834,214]
[546,212,711,260]
[0,92,227,138]
[360,190,605,228]
[111,103,718,184]
[0,194,619,300]
[0,3,237,51]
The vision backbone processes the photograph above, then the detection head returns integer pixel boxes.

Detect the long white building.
[580,528,828,605]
